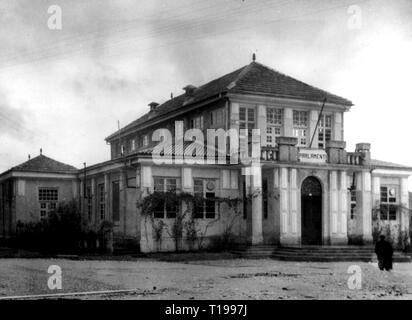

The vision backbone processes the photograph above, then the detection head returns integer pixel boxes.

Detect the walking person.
[375,235,393,271]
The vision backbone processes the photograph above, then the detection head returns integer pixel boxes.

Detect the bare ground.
[0,255,412,300]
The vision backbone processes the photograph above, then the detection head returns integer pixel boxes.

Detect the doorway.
[301,177,322,245]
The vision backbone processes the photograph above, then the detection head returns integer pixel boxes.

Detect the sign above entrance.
[298,148,328,164]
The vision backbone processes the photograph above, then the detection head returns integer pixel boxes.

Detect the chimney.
[183,85,196,97]
[355,143,371,165]
[148,102,159,112]
[28,154,30,160]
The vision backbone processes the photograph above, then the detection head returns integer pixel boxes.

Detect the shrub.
[16,200,84,254]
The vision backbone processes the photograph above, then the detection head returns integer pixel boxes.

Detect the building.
[0,152,78,239]
[1,60,411,252]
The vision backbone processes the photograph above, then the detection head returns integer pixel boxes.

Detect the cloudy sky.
[0,0,411,184]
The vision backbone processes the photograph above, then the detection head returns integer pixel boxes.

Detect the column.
[356,171,372,244]
[249,165,263,244]
[283,108,293,137]
[104,173,110,221]
[140,166,154,253]
[330,170,349,245]
[400,177,409,233]
[91,177,96,227]
[272,168,281,243]
[309,110,319,148]
[372,176,380,211]
[104,173,113,254]
[339,171,348,237]
[257,104,267,147]
[72,180,78,199]
[333,112,343,141]
[289,168,298,235]
[279,167,289,237]
[330,171,339,237]
[119,170,127,234]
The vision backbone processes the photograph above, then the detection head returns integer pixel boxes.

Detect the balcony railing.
[261,147,278,161]
[346,152,362,165]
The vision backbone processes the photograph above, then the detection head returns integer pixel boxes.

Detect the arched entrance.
[301,176,322,245]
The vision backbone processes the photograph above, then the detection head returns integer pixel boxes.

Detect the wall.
[139,165,244,252]
[15,178,76,227]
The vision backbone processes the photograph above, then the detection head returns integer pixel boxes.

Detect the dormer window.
[149,102,159,111]
[183,85,196,97]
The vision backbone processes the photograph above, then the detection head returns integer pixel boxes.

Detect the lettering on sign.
[298,149,328,163]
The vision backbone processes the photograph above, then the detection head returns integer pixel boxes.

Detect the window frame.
[153,177,180,219]
[193,178,217,219]
[86,186,92,221]
[98,183,105,221]
[318,113,333,149]
[292,110,308,147]
[266,107,283,147]
[190,115,204,129]
[350,189,356,219]
[38,187,59,219]
[380,185,398,221]
[210,108,225,126]
[239,106,256,137]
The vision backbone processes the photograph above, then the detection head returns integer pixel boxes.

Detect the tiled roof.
[137,140,226,158]
[10,154,78,173]
[106,62,352,141]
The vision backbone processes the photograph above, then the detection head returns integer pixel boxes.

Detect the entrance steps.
[232,245,412,262]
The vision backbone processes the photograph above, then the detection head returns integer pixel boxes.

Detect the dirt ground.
[0,255,412,300]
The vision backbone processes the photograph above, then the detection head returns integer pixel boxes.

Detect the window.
[210,109,224,126]
[98,184,105,220]
[86,186,92,221]
[318,114,332,149]
[266,108,282,147]
[380,186,397,220]
[193,179,216,219]
[190,115,203,129]
[153,178,179,218]
[142,135,149,147]
[239,106,255,137]
[293,110,308,147]
[131,139,136,151]
[38,188,58,219]
[350,190,356,219]
[120,144,125,155]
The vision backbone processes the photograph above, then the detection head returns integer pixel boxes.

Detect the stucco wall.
[139,165,245,252]
[15,178,76,225]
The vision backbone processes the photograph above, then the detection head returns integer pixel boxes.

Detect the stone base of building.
[280,235,300,246]
[329,235,349,245]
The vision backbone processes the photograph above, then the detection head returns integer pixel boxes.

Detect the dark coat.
[375,239,393,270]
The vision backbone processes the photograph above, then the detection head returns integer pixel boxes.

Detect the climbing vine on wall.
[138,189,257,251]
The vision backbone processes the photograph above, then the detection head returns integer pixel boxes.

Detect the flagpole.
[309,97,327,148]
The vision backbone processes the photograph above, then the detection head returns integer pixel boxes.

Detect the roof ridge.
[249,62,349,103]
[226,62,254,90]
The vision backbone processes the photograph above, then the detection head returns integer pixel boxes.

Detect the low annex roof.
[2,154,78,175]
